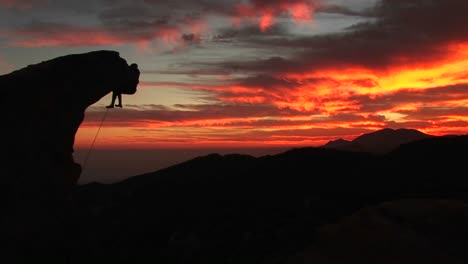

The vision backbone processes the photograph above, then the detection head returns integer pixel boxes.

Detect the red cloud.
[234,0,316,31]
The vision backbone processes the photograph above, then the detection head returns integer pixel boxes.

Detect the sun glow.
[276,44,468,115]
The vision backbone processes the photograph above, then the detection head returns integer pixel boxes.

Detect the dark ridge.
[65,135,468,263]
[322,138,352,149]
[321,128,433,154]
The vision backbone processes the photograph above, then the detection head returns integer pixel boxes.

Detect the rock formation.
[1,50,139,197]
[0,51,139,261]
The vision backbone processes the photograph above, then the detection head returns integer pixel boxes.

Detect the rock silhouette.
[0,51,139,261]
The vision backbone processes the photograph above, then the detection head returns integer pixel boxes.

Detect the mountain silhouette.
[321,128,433,154]
[321,138,352,149]
[65,135,468,263]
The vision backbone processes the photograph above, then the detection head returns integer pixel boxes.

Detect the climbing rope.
[81,108,109,173]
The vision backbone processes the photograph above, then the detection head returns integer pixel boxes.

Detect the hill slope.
[67,135,468,263]
[321,128,433,154]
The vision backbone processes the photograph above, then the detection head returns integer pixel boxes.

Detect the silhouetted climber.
[107,63,140,108]
[106,92,122,108]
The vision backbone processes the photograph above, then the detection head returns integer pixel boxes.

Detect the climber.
[106,63,140,108]
[106,91,122,108]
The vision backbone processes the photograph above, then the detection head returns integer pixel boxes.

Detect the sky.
[1,0,468,155]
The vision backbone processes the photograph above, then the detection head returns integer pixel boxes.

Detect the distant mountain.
[321,128,433,154]
[322,138,352,149]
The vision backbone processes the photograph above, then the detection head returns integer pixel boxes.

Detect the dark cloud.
[205,0,468,74]
[212,23,290,43]
[0,0,321,48]
[92,0,317,46]
[82,102,387,130]
[82,103,301,126]
[97,3,201,40]
[6,21,132,47]
[129,0,237,15]
[2,0,222,47]
[182,33,202,44]
[315,4,372,17]
[0,0,46,9]
[141,68,234,76]
[98,4,170,32]
[401,107,468,121]
[355,84,468,113]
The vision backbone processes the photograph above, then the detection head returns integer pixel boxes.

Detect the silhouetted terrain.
[321,128,433,154]
[64,134,468,263]
[2,52,468,263]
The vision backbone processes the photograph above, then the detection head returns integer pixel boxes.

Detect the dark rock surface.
[0,51,139,261]
[1,50,139,196]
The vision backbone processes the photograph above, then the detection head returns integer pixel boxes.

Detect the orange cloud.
[77,39,468,148]
[261,43,468,116]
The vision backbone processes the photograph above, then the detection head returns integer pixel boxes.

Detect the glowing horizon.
[2,0,468,149]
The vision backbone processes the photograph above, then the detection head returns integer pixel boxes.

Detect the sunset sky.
[2,0,468,150]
